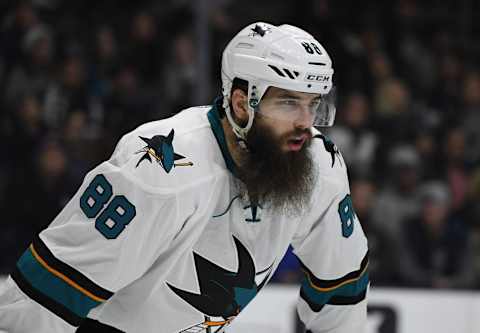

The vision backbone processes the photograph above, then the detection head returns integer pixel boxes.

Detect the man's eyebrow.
[276,93,322,102]
[276,93,301,99]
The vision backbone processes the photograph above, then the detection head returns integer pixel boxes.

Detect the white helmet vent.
[270,52,285,61]
[236,42,254,49]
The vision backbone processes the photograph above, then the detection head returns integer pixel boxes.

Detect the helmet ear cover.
[228,78,249,117]
[229,82,251,125]
[218,78,248,118]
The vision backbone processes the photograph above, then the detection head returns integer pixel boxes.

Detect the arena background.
[1,1,480,332]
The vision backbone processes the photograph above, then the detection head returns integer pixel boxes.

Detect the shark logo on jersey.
[135,129,193,173]
[167,236,274,333]
[314,134,342,168]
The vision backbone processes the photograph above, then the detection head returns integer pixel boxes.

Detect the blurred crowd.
[1,0,479,290]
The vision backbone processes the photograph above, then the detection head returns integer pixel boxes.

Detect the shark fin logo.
[167,236,274,333]
[249,23,271,37]
[135,129,193,173]
[314,134,342,168]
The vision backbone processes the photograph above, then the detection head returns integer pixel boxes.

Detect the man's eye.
[279,100,298,106]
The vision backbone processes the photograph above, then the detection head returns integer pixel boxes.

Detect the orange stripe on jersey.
[29,244,107,303]
[302,261,369,292]
[204,320,229,327]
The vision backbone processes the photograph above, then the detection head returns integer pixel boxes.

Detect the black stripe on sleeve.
[76,318,125,332]
[32,235,114,300]
[300,283,367,313]
[299,251,369,289]
[300,286,325,313]
[328,289,367,306]
[11,267,83,326]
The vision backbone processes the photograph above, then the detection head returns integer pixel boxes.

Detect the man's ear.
[231,89,249,124]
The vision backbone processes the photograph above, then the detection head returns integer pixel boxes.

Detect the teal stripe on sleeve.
[301,270,369,307]
[16,248,101,318]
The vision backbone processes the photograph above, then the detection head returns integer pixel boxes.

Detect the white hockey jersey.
[0,101,369,333]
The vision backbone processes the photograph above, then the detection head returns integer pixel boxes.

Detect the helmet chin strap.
[223,96,255,151]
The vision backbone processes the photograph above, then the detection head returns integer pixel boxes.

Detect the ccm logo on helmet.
[305,73,330,82]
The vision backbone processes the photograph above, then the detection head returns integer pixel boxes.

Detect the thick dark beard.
[235,117,317,217]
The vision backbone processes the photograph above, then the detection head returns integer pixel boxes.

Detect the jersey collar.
[207,98,237,175]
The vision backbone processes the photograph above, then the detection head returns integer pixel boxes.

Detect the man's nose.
[294,107,315,129]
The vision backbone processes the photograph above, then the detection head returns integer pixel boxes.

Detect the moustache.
[283,128,313,142]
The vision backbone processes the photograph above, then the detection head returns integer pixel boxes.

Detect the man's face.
[235,87,319,216]
[254,87,321,152]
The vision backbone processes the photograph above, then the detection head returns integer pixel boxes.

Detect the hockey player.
[0,22,368,333]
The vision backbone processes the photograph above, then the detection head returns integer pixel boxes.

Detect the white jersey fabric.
[0,101,368,333]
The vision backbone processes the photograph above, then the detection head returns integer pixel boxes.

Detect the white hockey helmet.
[221,22,335,140]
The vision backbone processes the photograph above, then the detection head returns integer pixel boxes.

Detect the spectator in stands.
[102,64,158,147]
[463,169,480,230]
[463,169,480,286]
[1,139,76,273]
[441,128,470,212]
[327,92,378,178]
[414,130,442,180]
[429,52,463,117]
[4,24,54,107]
[373,78,419,179]
[3,95,48,179]
[351,178,397,285]
[162,32,197,115]
[371,145,421,237]
[89,25,120,100]
[461,71,480,165]
[368,51,393,97]
[43,55,91,130]
[1,1,40,82]
[125,11,163,85]
[62,111,97,185]
[396,181,475,289]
